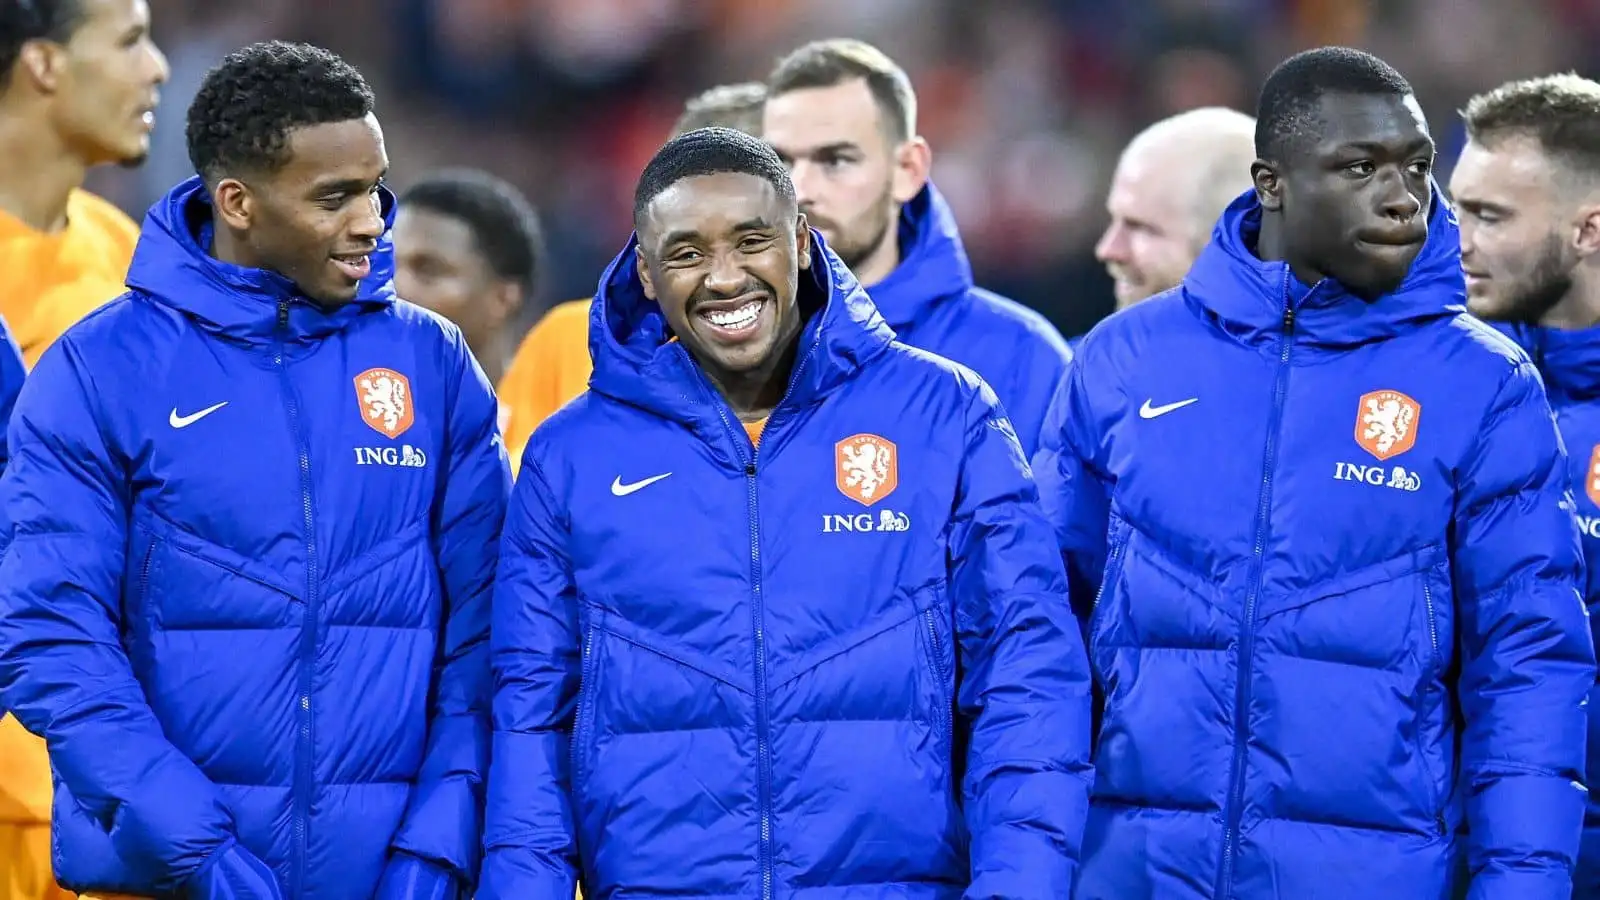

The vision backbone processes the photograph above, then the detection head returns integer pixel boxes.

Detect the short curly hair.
[186,40,374,185]
[401,169,544,297]
[1255,47,1413,164]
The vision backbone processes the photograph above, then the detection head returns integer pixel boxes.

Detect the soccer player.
[1096,107,1257,311]
[0,2,166,896]
[395,168,543,396]
[0,0,168,366]
[495,81,768,474]
[0,41,507,898]
[762,39,1071,456]
[1035,47,1594,898]
[1449,72,1600,895]
[480,127,1092,898]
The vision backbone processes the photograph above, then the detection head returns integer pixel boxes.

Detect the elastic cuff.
[185,840,284,900]
[375,852,459,900]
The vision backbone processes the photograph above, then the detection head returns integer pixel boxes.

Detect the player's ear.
[1253,160,1283,212]
[796,213,812,270]
[635,245,657,301]
[213,178,253,231]
[1574,200,1600,260]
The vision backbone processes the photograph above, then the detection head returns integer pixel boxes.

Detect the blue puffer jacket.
[867,184,1071,457]
[1033,187,1595,899]
[0,316,24,475]
[480,232,1094,899]
[1495,323,1600,898]
[0,177,508,899]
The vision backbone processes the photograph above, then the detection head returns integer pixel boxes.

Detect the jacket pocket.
[919,606,952,751]
[571,619,601,789]
[144,533,301,631]
[1088,524,1132,682]
[1413,565,1451,836]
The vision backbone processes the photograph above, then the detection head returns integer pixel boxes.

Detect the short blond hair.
[767,39,916,141]
[1462,73,1600,176]
[673,82,767,138]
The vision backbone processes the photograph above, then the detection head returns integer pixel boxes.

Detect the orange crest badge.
[835,433,898,507]
[354,367,415,439]
[1587,445,1600,508]
[1355,389,1420,461]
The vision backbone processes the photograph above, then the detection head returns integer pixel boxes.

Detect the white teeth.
[705,300,761,329]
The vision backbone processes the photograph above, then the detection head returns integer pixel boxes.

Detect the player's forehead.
[1308,91,1432,159]
[641,172,786,244]
[763,80,886,154]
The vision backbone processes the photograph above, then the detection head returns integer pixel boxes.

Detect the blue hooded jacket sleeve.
[1452,357,1594,898]
[952,379,1094,898]
[0,335,253,893]
[478,451,579,900]
[0,317,24,477]
[1032,352,1113,625]
[381,328,509,895]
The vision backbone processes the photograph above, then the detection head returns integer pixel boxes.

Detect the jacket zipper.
[1418,578,1446,835]
[1217,284,1297,897]
[138,542,155,619]
[696,325,819,900]
[921,608,950,747]
[1087,529,1130,681]
[277,299,320,897]
[571,621,597,785]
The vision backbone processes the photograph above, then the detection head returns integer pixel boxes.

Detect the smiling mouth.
[331,252,372,280]
[701,297,764,330]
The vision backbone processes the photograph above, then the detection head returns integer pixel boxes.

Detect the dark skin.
[210,112,389,307]
[394,206,522,384]
[1252,91,1436,300]
[636,171,811,422]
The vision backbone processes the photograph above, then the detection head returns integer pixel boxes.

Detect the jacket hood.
[588,229,895,431]
[1183,181,1465,347]
[1498,321,1600,403]
[125,176,397,347]
[863,183,975,329]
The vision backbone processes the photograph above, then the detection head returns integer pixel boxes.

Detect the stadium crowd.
[2,0,1600,899]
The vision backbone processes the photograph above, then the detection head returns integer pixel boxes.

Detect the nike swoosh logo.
[1138,397,1198,419]
[169,401,229,428]
[611,473,671,496]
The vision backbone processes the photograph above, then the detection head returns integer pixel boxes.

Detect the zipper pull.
[277,299,290,331]
[1283,306,1296,333]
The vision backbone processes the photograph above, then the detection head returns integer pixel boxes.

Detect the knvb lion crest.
[1587,445,1600,508]
[1355,389,1420,461]
[835,433,898,506]
[354,367,414,439]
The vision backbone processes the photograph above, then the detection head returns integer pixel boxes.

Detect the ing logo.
[1355,389,1420,461]
[835,433,898,506]
[355,367,414,439]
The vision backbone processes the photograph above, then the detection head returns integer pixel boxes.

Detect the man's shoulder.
[385,297,465,344]
[1427,311,1531,372]
[959,286,1070,355]
[869,339,1002,415]
[507,298,592,375]
[67,189,140,257]
[1071,288,1194,369]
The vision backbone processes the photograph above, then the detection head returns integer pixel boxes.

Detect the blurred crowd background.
[85,0,1600,341]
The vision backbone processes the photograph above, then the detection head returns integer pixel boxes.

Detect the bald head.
[1096,107,1257,308]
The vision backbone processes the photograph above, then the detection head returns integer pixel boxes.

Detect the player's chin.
[304,278,362,308]
[707,334,778,375]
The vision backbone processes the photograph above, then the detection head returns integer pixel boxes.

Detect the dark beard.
[1503,233,1576,324]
